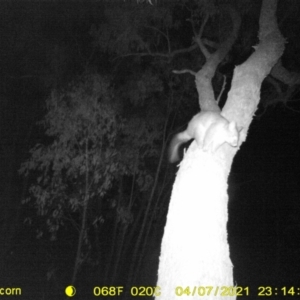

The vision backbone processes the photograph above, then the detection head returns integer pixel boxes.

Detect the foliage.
[90,5,174,55]
[19,74,122,239]
[19,68,167,241]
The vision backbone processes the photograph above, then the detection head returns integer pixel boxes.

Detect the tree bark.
[156,1,285,299]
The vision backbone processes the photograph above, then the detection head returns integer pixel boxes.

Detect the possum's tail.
[169,131,192,163]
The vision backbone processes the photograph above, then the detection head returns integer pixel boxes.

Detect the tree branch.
[172,69,196,76]
[271,59,300,86]
[193,13,211,59]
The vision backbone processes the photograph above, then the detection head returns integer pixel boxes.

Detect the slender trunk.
[104,211,118,283]
[104,178,123,283]
[71,139,89,284]
[111,224,128,283]
[128,111,169,285]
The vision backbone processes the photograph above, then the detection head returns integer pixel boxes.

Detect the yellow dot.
[65,285,76,297]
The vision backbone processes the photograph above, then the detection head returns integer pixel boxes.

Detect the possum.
[169,111,241,163]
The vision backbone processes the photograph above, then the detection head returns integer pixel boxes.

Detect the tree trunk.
[156,1,285,299]
[71,139,90,284]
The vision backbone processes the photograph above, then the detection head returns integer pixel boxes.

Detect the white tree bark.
[156,1,285,299]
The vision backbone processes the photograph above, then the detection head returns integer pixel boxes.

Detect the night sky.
[0,1,300,299]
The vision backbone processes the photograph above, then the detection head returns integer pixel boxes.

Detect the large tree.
[156,1,292,299]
